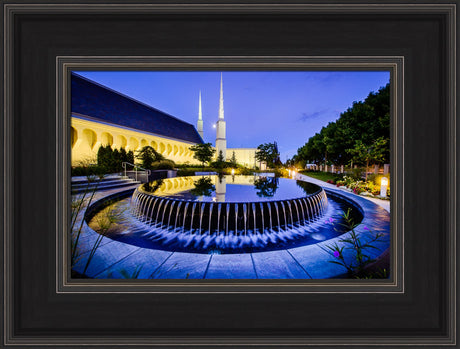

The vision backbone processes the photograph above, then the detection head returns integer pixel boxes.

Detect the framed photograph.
[2,1,457,347]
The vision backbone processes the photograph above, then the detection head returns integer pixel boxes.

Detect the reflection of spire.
[215,175,226,202]
[197,90,204,139]
[216,73,227,158]
[218,73,224,120]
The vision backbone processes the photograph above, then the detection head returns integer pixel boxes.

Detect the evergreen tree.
[230,151,238,167]
[127,150,134,164]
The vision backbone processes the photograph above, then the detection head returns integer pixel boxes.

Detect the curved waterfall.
[131,187,328,236]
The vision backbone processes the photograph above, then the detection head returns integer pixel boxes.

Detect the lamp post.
[380,177,388,197]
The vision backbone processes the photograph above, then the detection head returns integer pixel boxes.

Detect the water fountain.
[131,175,328,236]
[87,175,364,254]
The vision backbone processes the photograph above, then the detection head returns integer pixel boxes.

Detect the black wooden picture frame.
[1,1,457,347]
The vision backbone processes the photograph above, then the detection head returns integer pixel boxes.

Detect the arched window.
[151,140,158,151]
[129,137,139,151]
[101,132,113,147]
[159,142,166,154]
[71,127,78,148]
[115,135,127,148]
[82,129,97,149]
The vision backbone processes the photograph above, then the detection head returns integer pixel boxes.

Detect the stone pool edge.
[71,180,390,280]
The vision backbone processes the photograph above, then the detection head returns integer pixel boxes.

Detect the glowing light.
[381,177,389,186]
[292,170,296,177]
[380,177,388,197]
[231,169,235,175]
[213,124,216,128]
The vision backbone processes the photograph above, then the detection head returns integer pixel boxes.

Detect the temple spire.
[218,73,224,120]
[215,73,227,159]
[197,90,204,140]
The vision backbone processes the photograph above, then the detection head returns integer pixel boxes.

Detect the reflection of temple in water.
[152,175,262,202]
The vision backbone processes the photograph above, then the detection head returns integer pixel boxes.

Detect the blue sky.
[75,71,390,161]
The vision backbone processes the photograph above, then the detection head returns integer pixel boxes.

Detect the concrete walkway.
[295,173,390,213]
[71,176,390,280]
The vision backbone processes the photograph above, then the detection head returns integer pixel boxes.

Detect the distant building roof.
[71,73,203,144]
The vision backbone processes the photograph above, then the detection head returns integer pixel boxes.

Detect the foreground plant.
[326,208,385,278]
[82,203,126,275]
[71,174,101,266]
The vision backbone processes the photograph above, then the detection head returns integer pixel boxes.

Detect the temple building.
[211,74,257,168]
[71,72,257,168]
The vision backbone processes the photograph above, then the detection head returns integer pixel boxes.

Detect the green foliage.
[346,137,388,179]
[190,177,215,197]
[238,167,255,175]
[254,177,279,197]
[127,150,134,164]
[140,179,163,193]
[212,150,226,169]
[135,146,165,170]
[71,165,106,177]
[95,145,132,174]
[255,142,281,168]
[230,151,238,167]
[296,83,390,167]
[81,203,126,275]
[300,171,343,183]
[190,143,216,167]
[349,167,364,180]
[149,159,176,170]
[326,208,386,278]
[177,168,201,176]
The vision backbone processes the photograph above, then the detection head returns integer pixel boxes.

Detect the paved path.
[295,173,390,213]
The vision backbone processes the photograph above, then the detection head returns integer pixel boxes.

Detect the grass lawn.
[300,171,343,183]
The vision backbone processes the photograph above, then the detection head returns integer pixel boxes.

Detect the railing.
[122,162,151,182]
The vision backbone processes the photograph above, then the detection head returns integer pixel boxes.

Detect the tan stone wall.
[71,116,201,166]
[226,148,257,168]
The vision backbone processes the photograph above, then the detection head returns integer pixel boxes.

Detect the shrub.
[135,146,164,169]
[239,167,255,175]
[71,165,106,177]
[349,167,364,180]
[150,159,175,170]
[96,145,133,173]
[177,168,198,176]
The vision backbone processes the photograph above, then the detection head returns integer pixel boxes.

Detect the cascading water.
[96,175,363,254]
[131,175,329,237]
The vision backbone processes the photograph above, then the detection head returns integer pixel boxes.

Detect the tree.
[346,137,388,180]
[190,143,216,167]
[213,150,226,169]
[190,177,215,197]
[230,151,238,167]
[135,146,164,170]
[120,147,128,163]
[127,150,134,164]
[97,145,112,171]
[255,142,280,168]
[254,177,279,198]
[294,83,390,168]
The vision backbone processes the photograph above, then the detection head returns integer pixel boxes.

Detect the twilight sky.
[75,71,390,161]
